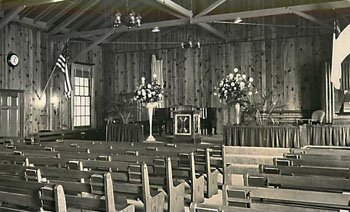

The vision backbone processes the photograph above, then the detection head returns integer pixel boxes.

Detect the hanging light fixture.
[113,11,122,27]
[113,0,142,29]
[181,25,200,49]
[152,26,160,33]
[234,17,242,24]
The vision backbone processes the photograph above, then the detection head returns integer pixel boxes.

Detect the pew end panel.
[166,157,185,212]
[142,163,166,212]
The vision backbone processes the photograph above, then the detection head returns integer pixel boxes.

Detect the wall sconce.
[36,93,46,108]
[51,94,59,107]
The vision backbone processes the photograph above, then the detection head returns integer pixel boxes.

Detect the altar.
[173,105,201,143]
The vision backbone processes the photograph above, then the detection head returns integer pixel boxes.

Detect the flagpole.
[37,66,57,100]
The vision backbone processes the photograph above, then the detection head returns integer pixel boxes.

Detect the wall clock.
[7,53,19,67]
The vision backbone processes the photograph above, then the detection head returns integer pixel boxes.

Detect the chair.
[310,110,325,124]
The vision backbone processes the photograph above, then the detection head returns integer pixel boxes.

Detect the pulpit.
[173,105,201,143]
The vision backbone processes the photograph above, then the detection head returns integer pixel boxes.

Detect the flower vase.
[145,102,158,142]
[232,103,242,125]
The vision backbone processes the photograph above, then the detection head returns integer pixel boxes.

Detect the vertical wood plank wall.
[0,23,104,136]
[104,16,332,132]
[0,14,334,136]
[0,23,50,136]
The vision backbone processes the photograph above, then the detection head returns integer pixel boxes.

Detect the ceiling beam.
[196,0,226,17]
[1,0,67,10]
[51,19,188,40]
[192,0,350,23]
[49,0,100,35]
[52,0,350,40]
[72,28,117,62]
[153,0,192,18]
[0,5,26,30]
[105,32,127,43]
[289,8,333,29]
[0,12,48,29]
[139,0,186,19]
[18,5,37,19]
[197,23,228,40]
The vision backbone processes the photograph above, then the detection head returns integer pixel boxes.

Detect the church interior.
[1,0,350,211]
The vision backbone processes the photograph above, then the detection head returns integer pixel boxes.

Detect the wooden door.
[0,89,24,137]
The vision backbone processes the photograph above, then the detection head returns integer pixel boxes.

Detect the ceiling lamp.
[234,17,242,24]
[152,26,160,33]
[113,11,142,29]
[113,11,122,27]
[181,40,200,49]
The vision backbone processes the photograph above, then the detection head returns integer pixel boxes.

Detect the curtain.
[106,123,144,143]
[151,55,164,107]
[224,125,301,148]
[224,125,350,147]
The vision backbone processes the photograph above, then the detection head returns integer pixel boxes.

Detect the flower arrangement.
[134,74,163,103]
[214,68,256,111]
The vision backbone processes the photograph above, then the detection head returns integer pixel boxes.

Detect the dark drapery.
[106,124,144,143]
[224,125,350,148]
[306,125,350,146]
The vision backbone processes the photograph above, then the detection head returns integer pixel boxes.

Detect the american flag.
[56,44,72,98]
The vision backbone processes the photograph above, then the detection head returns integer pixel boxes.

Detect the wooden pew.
[260,164,350,178]
[0,155,183,212]
[0,143,206,205]
[178,149,219,198]
[223,185,350,211]
[222,146,290,184]
[0,161,163,212]
[0,171,134,212]
[244,173,350,192]
[0,184,65,212]
[275,156,350,168]
[189,202,327,212]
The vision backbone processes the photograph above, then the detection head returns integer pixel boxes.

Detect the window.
[73,66,91,127]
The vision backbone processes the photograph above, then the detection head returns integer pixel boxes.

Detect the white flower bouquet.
[134,74,163,103]
[214,68,256,111]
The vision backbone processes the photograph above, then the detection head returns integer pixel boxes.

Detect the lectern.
[173,105,201,143]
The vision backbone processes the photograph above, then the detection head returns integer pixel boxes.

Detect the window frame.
[70,63,95,129]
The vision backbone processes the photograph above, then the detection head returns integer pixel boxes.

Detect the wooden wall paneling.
[101,44,111,123]
[302,35,312,112]
[260,38,267,110]
[117,53,125,94]
[294,19,303,111]
[283,36,296,110]
[169,50,175,107]
[200,46,208,108]
[175,49,180,106]
[180,49,186,105]
[161,50,169,107]
[125,52,132,93]
[37,31,48,131]
[113,48,119,101]
[91,48,100,128]
[184,49,194,105]
[132,52,139,94]
[0,28,3,89]
[22,26,34,134]
[173,49,179,106]
[193,49,200,107]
